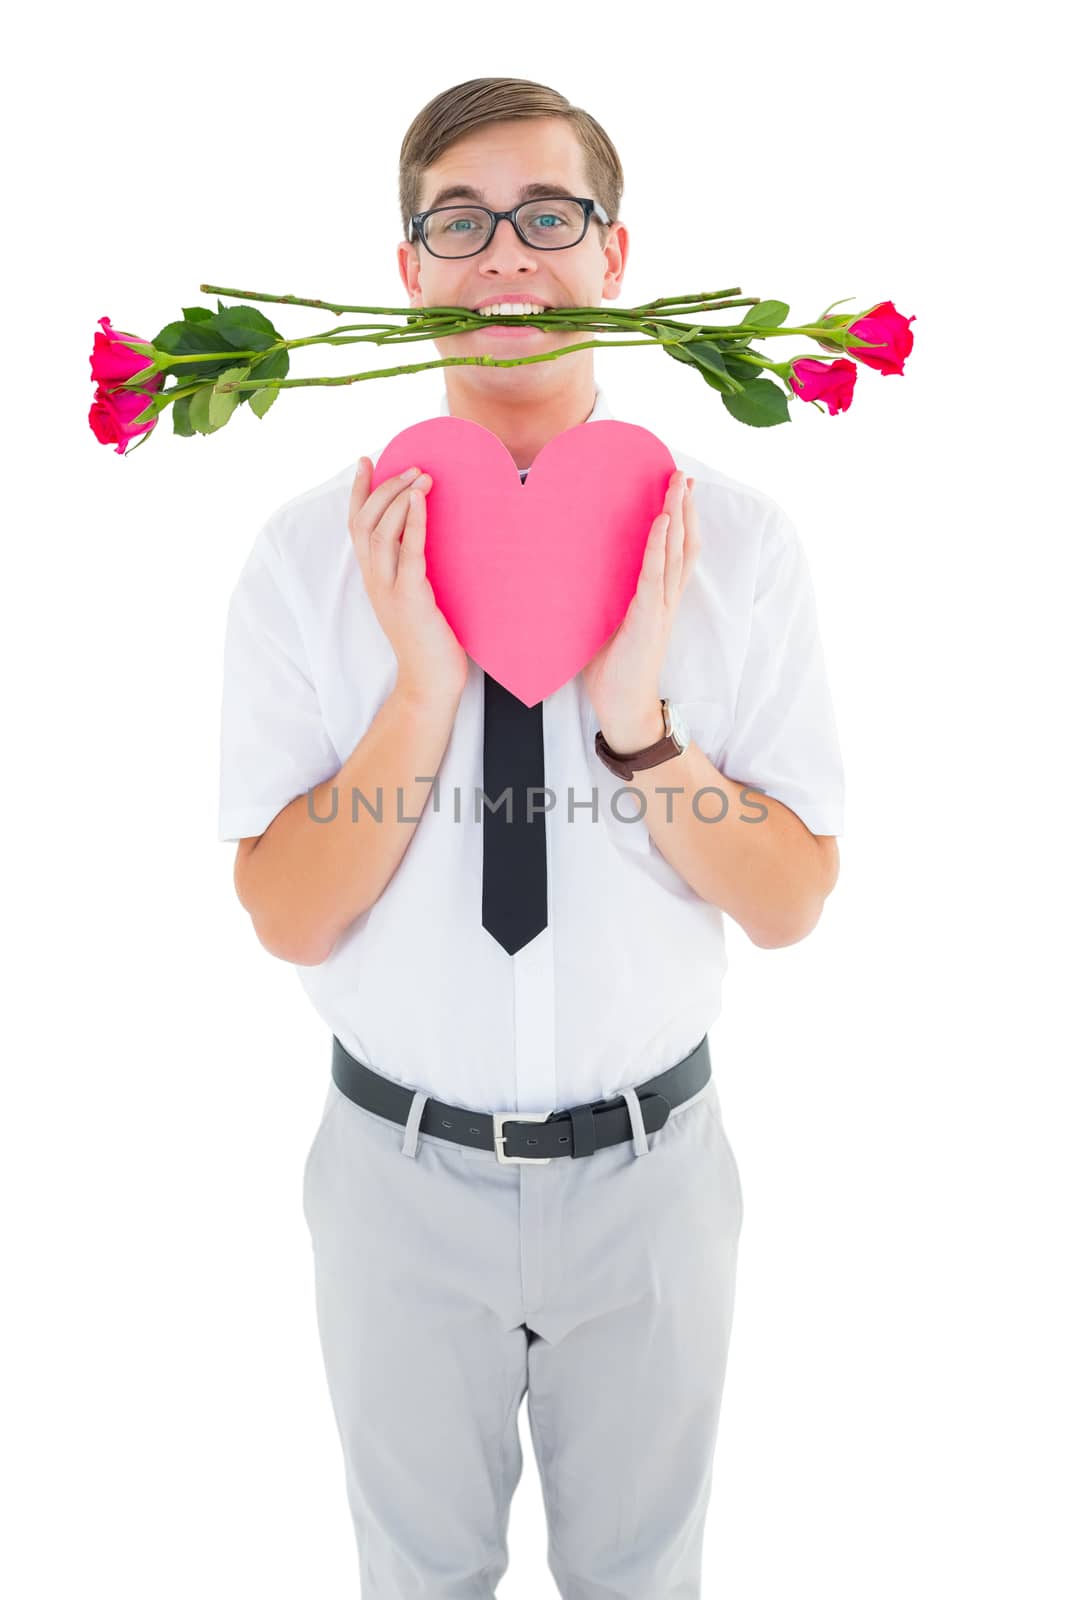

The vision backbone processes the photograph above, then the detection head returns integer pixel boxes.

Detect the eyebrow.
[424,180,573,211]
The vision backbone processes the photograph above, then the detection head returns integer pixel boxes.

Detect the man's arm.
[620,733,840,948]
[233,683,463,967]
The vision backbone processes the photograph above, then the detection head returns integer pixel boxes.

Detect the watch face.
[665,700,690,746]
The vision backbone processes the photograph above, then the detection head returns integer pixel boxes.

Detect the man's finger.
[349,460,423,535]
[397,486,428,587]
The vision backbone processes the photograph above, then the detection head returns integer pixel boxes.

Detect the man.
[218,98,843,1598]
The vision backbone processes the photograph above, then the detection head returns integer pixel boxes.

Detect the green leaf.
[251,347,289,375]
[153,319,235,356]
[208,366,251,427]
[661,338,745,396]
[237,344,289,407]
[249,385,278,419]
[741,300,789,329]
[214,304,280,352]
[721,379,791,427]
[149,319,250,385]
[687,340,730,375]
[661,340,697,368]
[188,383,220,434]
[688,342,744,390]
[181,306,215,323]
[171,394,195,436]
[241,347,287,396]
[721,355,763,384]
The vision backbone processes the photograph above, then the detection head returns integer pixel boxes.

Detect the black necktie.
[481,468,547,955]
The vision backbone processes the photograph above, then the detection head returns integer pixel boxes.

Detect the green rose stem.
[137,320,851,403]
[195,284,752,316]
[178,288,863,365]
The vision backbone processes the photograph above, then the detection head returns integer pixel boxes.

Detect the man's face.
[397,117,627,363]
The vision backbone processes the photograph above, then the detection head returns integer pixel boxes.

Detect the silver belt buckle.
[493,1109,556,1164]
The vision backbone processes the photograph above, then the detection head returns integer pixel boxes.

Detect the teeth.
[478,302,547,316]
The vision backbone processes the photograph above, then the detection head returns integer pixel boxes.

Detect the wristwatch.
[595,698,691,781]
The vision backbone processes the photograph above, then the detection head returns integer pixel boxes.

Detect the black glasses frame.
[408,195,612,258]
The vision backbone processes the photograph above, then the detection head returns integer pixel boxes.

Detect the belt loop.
[401,1089,429,1158]
[569,1103,596,1159]
[620,1085,650,1158]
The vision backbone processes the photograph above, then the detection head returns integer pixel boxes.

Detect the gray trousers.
[302,1060,743,1598]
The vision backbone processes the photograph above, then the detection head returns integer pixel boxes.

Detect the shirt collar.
[437,382,614,423]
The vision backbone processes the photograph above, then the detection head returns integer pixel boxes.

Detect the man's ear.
[601,222,629,302]
[397,240,421,305]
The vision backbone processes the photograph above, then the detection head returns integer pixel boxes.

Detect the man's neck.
[442,377,597,472]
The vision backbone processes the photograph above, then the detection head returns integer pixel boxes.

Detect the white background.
[5,2,1063,1595]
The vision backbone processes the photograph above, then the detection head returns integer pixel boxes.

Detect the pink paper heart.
[372,416,678,706]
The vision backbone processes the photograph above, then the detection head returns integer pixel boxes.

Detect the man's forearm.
[622,740,839,946]
[237,684,463,965]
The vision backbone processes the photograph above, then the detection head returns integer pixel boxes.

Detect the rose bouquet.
[88,283,916,456]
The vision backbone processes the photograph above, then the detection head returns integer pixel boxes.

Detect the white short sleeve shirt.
[217,382,845,1113]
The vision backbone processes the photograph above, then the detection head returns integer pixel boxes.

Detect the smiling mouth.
[464,314,554,336]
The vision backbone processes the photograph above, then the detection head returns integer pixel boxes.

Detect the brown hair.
[398,78,624,247]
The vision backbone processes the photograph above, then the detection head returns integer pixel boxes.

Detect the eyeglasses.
[408,195,612,259]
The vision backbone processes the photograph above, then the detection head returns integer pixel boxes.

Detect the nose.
[479,215,539,272]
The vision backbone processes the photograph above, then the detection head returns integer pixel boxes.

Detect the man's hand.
[348,457,469,708]
[581,470,700,752]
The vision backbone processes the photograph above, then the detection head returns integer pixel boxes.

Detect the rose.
[90,316,157,385]
[815,300,916,376]
[789,358,858,416]
[845,300,916,375]
[88,384,164,455]
[88,316,163,455]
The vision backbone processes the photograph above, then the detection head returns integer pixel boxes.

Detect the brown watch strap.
[595,701,682,782]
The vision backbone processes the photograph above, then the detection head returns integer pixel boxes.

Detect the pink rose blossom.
[89,316,163,454]
[819,301,916,376]
[789,358,857,416]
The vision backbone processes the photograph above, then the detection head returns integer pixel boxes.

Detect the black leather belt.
[330,1033,711,1162]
